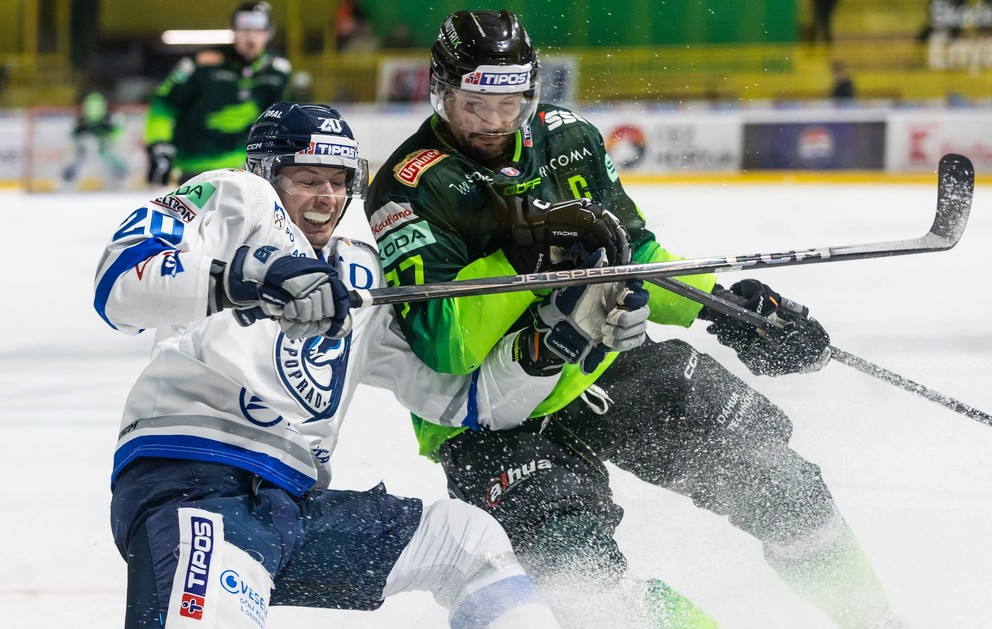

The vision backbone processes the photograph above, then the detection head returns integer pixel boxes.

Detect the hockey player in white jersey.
[94,101,565,628]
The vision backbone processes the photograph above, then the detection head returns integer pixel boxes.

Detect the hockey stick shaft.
[650,275,992,426]
[828,348,992,426]
[350,153,974,309]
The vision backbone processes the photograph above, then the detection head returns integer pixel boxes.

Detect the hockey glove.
[701,279,831,376]
[505,196,632,274]
[146,142,176,186]
[602,278,650,352]
[278,282,353,340]
[217,245,352,339]
[514,249,649,376]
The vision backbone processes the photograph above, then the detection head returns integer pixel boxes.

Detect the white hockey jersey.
[95,169,556,496]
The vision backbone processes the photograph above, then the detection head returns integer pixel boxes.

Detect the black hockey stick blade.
[650,275,992,427]
[349,153,974,308]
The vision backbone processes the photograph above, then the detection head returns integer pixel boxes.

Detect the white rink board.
[19,107,149,192]
[5,105,992,189]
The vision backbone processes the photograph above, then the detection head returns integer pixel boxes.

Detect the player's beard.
[457,131,514,167]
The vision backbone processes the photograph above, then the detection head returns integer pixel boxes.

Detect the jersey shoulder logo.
[170,181,217,209]
[160,250,185,277]
[368,202,417,238]
[394,149,448,187]
[540,109,587,132]
[378,221,436,267]
[151,194,196,223]
[273,203,287,229]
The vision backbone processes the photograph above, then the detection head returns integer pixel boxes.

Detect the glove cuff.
[207,260,228,317]
[207,259,232,315]
[223,245,269,306]
[512,327,564,377]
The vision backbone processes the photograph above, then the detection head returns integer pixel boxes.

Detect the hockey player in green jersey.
[365,9,906,629]
[144,1,291,185]
[61,91,128,189]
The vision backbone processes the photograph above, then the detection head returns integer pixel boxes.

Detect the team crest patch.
[394,149,447,187]
[500,166,520,177]
[276,333,352,420]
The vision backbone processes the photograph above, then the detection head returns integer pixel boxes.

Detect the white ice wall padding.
[5,104,992,191]
[22,106,149,192]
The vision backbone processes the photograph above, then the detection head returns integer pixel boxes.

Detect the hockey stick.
[350,153,974,309]
[649,276,992,427]
[829,348,992,426]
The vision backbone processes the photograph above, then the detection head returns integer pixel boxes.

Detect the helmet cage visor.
[252,133,369,200]
[431,65,540,136]
[271,159,369,200]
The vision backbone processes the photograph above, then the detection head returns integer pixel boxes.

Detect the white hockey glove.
[279,284,353,340]
[514,248,650,376]
[214,244,352,339]
[602,279,650,352]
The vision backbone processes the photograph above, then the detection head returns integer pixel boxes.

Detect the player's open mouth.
[303,211,331,224]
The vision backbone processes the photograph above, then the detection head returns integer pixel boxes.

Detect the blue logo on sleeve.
[161,251,185,277]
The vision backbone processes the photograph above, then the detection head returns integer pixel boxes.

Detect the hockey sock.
[762,511,894,629]
[643,578,719,629]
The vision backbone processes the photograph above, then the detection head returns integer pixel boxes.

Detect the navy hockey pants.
[111,458,421,628]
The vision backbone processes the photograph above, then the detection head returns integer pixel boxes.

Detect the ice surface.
[1,180,989,628]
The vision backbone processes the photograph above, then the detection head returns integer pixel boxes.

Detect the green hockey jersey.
[145,45,291,174]
[365,106,717,456]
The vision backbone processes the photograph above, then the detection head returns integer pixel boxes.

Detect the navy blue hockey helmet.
[429,10,541,135]
[246,101,369,203]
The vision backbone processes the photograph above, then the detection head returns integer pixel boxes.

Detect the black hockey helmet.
[429,10,541,135]
[231,1,273,33]
[246,101,369,207]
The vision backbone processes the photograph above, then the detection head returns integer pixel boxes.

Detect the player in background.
[96,101,567,628]
[365,10,906,629]
[61,90,128,190]
[144,1,291,186]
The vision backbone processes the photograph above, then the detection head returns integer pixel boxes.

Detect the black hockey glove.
[505,196,632,274]
[211,244,352,339]
[700,279,831,376]
[513,249,650,377]
[146,142,176,186]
